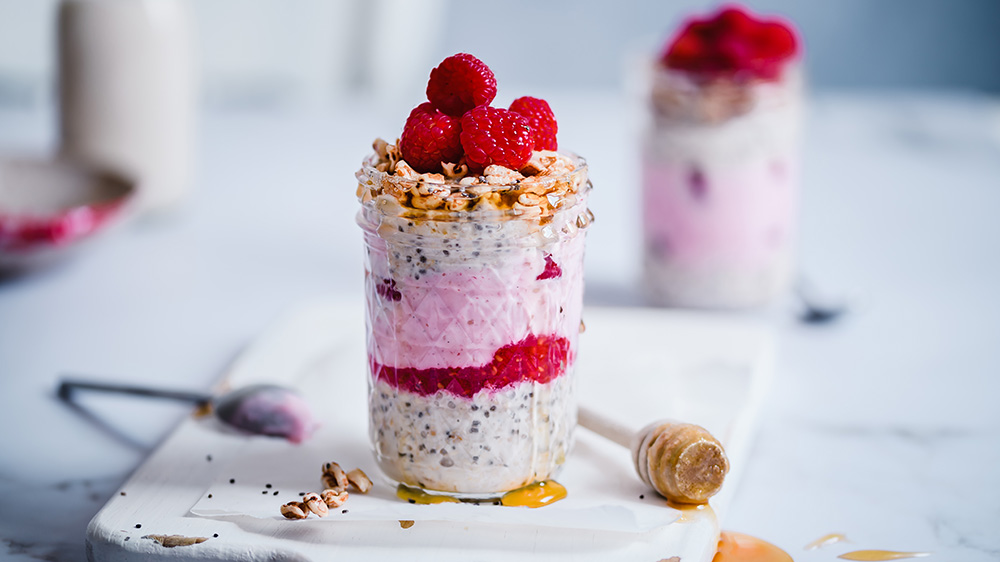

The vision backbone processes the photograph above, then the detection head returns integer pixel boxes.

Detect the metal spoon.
[57,378,317,443]
[795,279,848,325]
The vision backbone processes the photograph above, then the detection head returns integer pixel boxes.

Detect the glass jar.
[356,155,592,496]
[641,63,803,308]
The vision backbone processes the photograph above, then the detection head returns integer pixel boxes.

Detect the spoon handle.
[58,377,212,405]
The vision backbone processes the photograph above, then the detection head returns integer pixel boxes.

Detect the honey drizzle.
[665,500,714,523]
[838,551,931,561]
[713,531,792,562]
[395,480,567,508]
[501,480,567,508]
[806,532,849,550]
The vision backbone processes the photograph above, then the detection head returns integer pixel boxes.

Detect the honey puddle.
[713,532,792,562]
[396,480,567,508]
[837,551,931,561]
[396,485,460,505]
[806,532,849,550]
[501,480,567,508]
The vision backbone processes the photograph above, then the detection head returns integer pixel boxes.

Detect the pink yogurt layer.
[642,155,796,268]
[366,247,585,374]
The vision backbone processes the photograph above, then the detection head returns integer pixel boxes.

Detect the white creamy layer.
[643,249,793,308]
[369,375,575,495]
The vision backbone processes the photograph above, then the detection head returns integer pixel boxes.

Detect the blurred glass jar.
[58,0,196,215]
[641,7,803,308]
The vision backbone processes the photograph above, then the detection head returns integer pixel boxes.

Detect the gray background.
[0,0,998,111]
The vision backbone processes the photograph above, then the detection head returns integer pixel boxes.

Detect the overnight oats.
[356,54,592,497]
[642,5,803,308]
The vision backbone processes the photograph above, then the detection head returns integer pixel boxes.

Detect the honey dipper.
[577,406,729,504]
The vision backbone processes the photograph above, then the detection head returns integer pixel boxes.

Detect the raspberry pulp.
[661,4,799,80]
[398,102,464,174]
[536,255,562,280]
[510,96,558,151]
[460,106,533,171]
[372,334,571,399]
[426,53,497,117]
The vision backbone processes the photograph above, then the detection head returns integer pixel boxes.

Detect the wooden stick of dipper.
[577,405,730,504]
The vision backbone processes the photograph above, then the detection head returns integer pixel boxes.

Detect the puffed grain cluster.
[279,463,373,520]
[357,138,586,219]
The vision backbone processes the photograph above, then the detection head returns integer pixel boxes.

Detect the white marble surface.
[1,90,999,561]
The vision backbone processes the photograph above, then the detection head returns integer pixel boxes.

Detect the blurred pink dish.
[0,157,135,270]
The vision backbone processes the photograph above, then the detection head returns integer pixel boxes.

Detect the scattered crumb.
[143,534,210,548]
[399,520,415,529]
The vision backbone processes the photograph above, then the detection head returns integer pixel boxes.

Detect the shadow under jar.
[642,62,804,308]
[356,155,592,497]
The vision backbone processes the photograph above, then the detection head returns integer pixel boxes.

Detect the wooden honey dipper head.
[577,406,730,505]
[632,421,729,504]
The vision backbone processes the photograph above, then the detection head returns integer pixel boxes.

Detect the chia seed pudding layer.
[356,143,591,495]
[370,375,574,494]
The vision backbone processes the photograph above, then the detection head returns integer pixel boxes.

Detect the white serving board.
[86,297,774,561]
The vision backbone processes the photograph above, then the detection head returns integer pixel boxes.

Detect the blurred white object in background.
[358,0,446,105]
[57,0,196,214]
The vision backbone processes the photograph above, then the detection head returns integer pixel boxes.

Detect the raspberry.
[460,106,533,171]
[426,53,497,117]
[662,31,703,68]
[715,5,755,37]
[509,96,558,151]
[661,6,798,79]
[754,21,798,60]
[398,102,463,173]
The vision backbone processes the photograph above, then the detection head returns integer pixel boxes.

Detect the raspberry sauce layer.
[372,333,572,399]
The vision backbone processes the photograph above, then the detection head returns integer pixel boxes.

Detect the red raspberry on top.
[509,96,558,151]
[460,106,533,171]
[426,53,497,117]
[661,4,799,80]
[398,102,463,173]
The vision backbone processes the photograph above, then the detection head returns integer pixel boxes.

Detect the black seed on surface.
[135,524,141,529]
[265,484,272,488]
